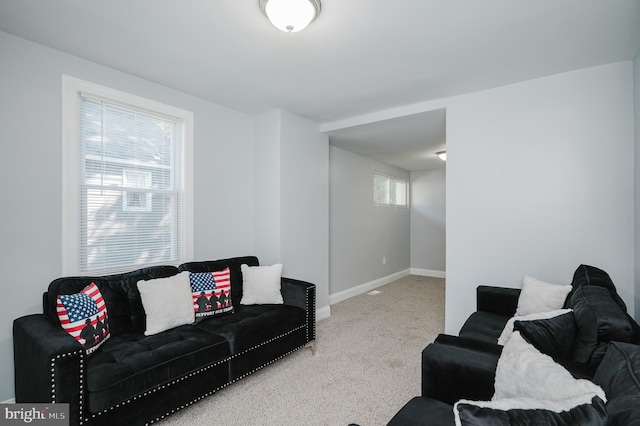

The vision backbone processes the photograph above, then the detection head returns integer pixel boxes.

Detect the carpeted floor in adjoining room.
[157,274,445,426]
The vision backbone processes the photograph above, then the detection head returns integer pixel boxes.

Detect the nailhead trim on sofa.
[308,286,315,343]
[51,350,85,422]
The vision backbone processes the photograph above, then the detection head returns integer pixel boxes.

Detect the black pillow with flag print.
[189,268,233,320]
[57,282,110,355]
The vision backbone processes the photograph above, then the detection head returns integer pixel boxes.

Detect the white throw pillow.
[497,308,572,346]
[515,275,572,316]
[137,271,195,336]
[493,331,606,403]
[240,263,284,305]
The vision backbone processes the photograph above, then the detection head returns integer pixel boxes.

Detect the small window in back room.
[373,172,408,207]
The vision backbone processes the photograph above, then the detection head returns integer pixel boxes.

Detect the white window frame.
[62,76,194,275]
[373,172,409,208]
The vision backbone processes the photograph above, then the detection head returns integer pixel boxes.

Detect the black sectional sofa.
[388,264,640,425]
[13,256,316,426]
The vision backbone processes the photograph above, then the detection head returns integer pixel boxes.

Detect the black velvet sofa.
[458,265,639,351]
[13,256,316,426]
[388,265,640,425]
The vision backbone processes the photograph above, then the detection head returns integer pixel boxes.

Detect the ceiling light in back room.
[436,151,446,161]
[259,0,321,33]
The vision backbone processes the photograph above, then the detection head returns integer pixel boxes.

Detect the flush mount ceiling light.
[436,151,447,161]
[259,0,321,33]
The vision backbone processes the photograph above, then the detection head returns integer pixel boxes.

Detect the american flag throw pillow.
[57,282,110,355]
[189,268,233,319]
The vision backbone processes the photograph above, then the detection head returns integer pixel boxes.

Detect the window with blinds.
[63,77,193,275]
[373,173,408,207]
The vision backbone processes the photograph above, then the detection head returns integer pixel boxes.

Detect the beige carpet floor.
[157,274,445,426]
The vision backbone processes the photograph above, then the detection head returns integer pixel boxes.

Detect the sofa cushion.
[515,275,571,316]
[57,282,111,355]
[459,311,510,344]
[86,325,230,413]
[513,309,576,360]
[570,285,633,366]
[454,395,607,426]
[189,268,234,320]
[194,304,305,354]
[593,341,640,425]
[137,272,195,336]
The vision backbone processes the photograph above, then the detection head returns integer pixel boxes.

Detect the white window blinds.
[63,77,193,276]
[77,95,182,273]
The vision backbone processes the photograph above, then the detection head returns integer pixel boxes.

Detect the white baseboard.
[2,398,15,404]
[316,305,331,321]
[329,269,411,305]
[411,268,446,279]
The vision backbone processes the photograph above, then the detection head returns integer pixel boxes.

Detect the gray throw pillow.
[514,310,576,360]
[593,342,640,426]
[455,395,607,426]
[570,286,633,366]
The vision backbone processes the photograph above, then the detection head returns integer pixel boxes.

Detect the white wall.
[410,168,446,273]
[254,110,282,266]
[634,50,640,321]
[254,109,330,311]
[329,146,411,296]
[0,31,256,401]
[446,61,635,333]
[280,111,330,310]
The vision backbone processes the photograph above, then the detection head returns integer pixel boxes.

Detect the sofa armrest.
[477,285,520,316]
[421,342,500,405]
[281,277,316,343]
[434,333,503,357]
[14,314,85,423]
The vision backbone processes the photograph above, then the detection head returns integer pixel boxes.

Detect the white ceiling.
[1,1,639,171]
[327,109,446,172]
